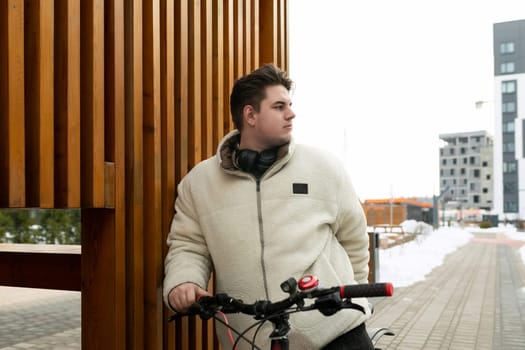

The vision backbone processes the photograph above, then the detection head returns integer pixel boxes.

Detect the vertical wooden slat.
[251,0,259,69]
[223,0,234,133]
[160,1,176,349]
[174,2,191,346]
[244,0,251,73]
[278,0,287,70]
[188,0,202,169]
[0,3,7,206]
[234,0,243,77]
[24,0,54,208]
[259,0,277,65]
[202,12,215,349]
[201,0,213,158]
[189,2,205,342]
[175,0,189,182]
[124,0,145,349]
[54,0,80,207]
[143,0,163,348]
[81,0,105,208]
[105,1,126,348]
[212,1,224,147]
[0,0,26,208]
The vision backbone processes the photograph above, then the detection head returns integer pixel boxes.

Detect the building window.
[503,142,515,152]
[483,188,488,193]
[473,169,480,178]
[503,161,517,173]
[504,201,518,213]
[450,169,455,176]
[460,147,466,154]
[442,159,447,165]
[486,174,491,180]
[453,158,457,165]
[464,179,468,184]
[503,120,515,132]
[473,195,480,203]
[502,80,516,93]
[450,148,455,155]
[470,156,475,164]
[502,102,516,113]
[500,41,515,54]
[482,161,488,167]
[470,183,475,190]
[463,158,468,164]
[501,62,515,74]
[504,182,516,192]
[461,168,466,175]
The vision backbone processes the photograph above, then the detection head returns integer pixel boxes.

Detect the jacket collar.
[217,130,294,174]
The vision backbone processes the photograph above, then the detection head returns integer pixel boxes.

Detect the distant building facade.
[493,20,525,222]
[363,198,433,226]
[439,131,493,211]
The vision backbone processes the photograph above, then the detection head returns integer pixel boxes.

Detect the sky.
[288,0,525,201]
[378,222,525,287]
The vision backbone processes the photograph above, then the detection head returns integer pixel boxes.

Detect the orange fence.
[0,0,288,348]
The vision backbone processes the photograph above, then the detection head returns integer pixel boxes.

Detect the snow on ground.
[376,222,525,288]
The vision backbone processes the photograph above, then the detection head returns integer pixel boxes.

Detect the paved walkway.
[0,287,80,349]
[1,231,524,349]
[368,231,525,350]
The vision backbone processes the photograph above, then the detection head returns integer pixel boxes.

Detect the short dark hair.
[230,64,293,130]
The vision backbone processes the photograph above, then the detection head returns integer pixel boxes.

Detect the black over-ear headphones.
[236,147,278,177]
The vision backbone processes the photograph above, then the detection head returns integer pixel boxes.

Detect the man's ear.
[243,105,256,127]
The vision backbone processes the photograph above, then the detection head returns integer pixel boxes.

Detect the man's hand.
[168,283,211,313]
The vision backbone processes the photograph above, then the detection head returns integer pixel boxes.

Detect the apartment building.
[439,131,493,210]
[493,20,525,221]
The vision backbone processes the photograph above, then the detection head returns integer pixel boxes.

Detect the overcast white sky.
[288,0,524,201]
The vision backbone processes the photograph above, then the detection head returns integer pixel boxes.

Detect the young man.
[163,64,374,349]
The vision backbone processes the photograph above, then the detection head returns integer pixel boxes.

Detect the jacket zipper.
[256,178,270,299]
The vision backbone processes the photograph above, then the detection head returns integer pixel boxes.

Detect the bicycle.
[169,275,395,350]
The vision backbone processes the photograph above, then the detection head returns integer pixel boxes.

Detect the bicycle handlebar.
[340,282,394,298]
[169,277,394,322]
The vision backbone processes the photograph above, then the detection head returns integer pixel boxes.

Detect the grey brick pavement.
[0,288,80,349]
[368,231,525,350]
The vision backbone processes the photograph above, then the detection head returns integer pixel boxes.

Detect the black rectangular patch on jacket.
[293,183,308,194]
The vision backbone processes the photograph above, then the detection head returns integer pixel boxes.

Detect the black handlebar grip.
[340,282,394,298]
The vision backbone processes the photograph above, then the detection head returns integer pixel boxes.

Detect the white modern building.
[493,20,525,223]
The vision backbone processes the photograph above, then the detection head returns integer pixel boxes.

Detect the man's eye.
[275,105,284,110]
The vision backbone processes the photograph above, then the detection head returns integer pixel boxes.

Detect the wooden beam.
[0,244,81,291]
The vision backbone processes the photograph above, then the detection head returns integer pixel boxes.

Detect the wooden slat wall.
[0,0,288,349]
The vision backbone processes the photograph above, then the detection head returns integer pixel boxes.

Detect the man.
[164,64,374,349]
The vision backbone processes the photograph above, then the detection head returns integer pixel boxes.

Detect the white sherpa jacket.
[164,130,371,349]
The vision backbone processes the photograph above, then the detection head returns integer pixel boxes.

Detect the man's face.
[248,85,295,150]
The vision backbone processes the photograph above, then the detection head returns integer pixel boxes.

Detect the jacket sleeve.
[333,164,370,284]
[163,177,213,307]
